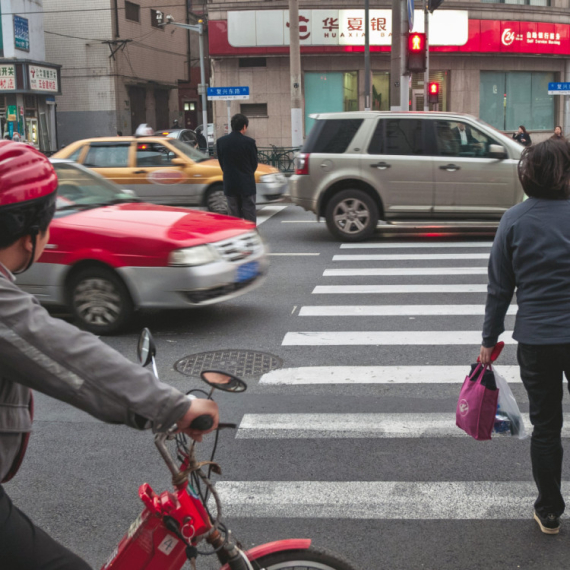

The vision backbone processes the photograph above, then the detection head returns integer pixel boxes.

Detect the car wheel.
[325,189,379,242]
[68,267,134,335]
[205,184,228,214]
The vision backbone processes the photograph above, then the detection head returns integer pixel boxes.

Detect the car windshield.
[52,162,138,217]
[166,137,209,162]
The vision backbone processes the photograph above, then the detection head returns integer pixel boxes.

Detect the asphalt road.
[6,204,570,570]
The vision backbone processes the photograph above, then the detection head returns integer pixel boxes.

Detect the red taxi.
[18,160,268,334]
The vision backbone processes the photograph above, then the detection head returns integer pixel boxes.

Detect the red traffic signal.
[428,82,440,104]
[407,33,427,73]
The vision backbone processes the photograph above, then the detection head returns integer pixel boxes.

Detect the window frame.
[83,142,132,168]
[135,142,179,167]
[367,117,429,157]
[240,103,268,118]
[150,9,164,30]
[125,1,140,23]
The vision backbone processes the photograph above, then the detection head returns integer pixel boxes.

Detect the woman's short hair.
[519,125,527,133]
[518,139,570,200]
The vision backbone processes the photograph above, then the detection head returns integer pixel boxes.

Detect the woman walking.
[512,125,532,147]
[480,139,570,535]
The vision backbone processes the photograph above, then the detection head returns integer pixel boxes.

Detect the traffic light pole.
[390,0,401,110]
[364,0,371,111]
[423,0,430,111]
[400,0,409,111]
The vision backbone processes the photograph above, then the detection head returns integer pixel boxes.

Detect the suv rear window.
[302,119,363,154]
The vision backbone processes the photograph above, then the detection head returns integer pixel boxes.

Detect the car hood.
[56,203,256,247]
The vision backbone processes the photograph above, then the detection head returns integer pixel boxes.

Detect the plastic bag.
[493,367,528,440]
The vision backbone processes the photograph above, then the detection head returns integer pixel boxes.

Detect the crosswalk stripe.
[340,242,493,249]
[324,267,489,276]
[282,331,515,345]
[259,366,521,384]
[236,413,551,439]
[257,205,288,225]
[313,285,488,294]
[213,481,570,519]
[334,254,490,261]
[299,305,517,316]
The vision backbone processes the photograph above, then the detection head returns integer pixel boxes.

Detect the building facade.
[44,0,193,146]
[207,0,570,148]
[0,0,61,151]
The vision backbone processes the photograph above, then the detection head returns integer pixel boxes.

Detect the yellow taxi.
[53,136,288,213]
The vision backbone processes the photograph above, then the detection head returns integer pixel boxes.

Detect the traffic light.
[428,0,444,12]
[407,32,427,73]
[428,82,440,104]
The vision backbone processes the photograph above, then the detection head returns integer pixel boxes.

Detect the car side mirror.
[137,328,156,367]
[171,157,187,167]
[121,189,137,197]
[489,144,507,160]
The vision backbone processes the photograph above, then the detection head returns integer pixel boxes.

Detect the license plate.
[235,261,259,283]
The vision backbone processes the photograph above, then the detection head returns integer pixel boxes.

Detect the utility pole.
[390,0,401,110]
[423,0,430,111]
[400,0,410,111]
[289,0,303,146]
[364,0,371,111]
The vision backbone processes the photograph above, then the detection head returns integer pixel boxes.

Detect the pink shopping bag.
[456,364,498,441]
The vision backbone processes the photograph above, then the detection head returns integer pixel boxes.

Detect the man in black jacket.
[216,114,258,223]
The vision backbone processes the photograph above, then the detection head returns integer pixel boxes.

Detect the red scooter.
[102,329,357,570]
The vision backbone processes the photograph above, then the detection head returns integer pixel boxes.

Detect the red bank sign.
[209,18,570,56]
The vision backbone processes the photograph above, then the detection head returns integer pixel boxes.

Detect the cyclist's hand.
[176,398,219,442]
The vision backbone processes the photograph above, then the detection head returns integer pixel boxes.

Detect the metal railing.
[257,145,301,173]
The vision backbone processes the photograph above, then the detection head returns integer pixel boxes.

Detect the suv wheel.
[206,184,228,214]
[325,189,379,242]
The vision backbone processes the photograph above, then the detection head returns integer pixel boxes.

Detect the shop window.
[304,72,359,135]
[481,0,549,5]
[150,9,163,29]
[372,72,390,111]
[480,71,554,132]
[239,58,266,68]
[125,1,140,22]
[240,103,268,117]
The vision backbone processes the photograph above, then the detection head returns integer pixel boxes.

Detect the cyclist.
[0,141,219,569]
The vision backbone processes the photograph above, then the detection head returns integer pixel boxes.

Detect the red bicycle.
[102,329,358,570]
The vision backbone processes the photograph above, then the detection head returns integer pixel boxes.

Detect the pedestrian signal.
[407,33,427,73]
[428,82,440,104]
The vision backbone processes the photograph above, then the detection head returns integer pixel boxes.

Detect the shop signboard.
[13,15,29,51]
[29,65,59,92]
[0,64,16,90]
[548,82,570,95]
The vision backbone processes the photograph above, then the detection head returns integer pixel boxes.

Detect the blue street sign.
[207,86,250,101]
[407,0,414,32]
[548,82,570,95]
[13,15,29,52]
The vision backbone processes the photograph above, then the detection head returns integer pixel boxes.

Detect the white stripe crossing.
[260,366,521,384]
[299,305,517,316]
[236,412,559,439]
[324,267,488,276]
[313,285,488,294]
[212,481,570,519]
[282,331,515,346]
[334,254,490,261]
[257,205,288,225]
[340,242,493,249]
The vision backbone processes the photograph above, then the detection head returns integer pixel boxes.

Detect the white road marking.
[340,242,493,249]
[313,285,488,294]
[299,305,517,316]
[334,254,490,261]
[282,331,515,346]
[324,267,488,276]
[259,365,522,384]
[268,253,320,256]
[257,205,288,225]
[236,412,552,439]
[213,481,570,519]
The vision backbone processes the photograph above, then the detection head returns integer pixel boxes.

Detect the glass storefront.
[372,72,390,111]
[480,71,555,131]
[304,71,358,135]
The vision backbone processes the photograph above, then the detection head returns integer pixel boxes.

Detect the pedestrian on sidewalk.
[512,125,532,147]
[216,113,258,224]
[480,139,570,535]
[550,125,566,142]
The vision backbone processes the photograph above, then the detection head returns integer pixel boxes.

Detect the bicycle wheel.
[250,546,358,570]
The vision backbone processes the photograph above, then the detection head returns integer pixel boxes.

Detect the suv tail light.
[295,153,310,175]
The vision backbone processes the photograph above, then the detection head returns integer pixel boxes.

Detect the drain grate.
[175,350,283,379]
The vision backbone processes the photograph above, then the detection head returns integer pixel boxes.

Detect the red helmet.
[0,141,57,206]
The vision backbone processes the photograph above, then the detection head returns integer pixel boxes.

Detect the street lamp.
[159,14,208,137]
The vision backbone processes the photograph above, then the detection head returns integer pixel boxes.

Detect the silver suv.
[289,112,525,241]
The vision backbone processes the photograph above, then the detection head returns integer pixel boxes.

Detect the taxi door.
[123,141,205,205]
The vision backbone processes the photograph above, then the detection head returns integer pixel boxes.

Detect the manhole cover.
[175,350,283,378]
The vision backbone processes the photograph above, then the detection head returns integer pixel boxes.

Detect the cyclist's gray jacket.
[0,268,191,483]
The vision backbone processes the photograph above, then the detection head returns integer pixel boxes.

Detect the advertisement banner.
[13,15,29,51]
[29,65,59,92]
[0,65,16,90]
